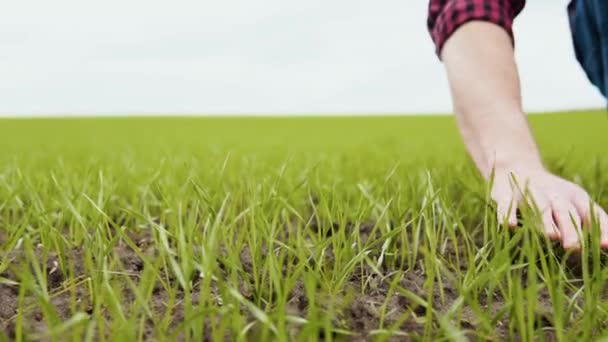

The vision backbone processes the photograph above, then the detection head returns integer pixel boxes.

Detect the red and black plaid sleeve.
[428,0,526,58]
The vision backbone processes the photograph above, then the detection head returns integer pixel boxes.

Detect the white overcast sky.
[0,0,604,116]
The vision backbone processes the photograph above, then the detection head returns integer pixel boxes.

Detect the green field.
[1,112,608,341]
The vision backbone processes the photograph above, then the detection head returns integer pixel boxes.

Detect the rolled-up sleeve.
[427,0,526,58]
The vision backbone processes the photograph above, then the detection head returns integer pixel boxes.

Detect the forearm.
[441,22,544,179]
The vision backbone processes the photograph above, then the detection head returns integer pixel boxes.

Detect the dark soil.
[0,220,572,341]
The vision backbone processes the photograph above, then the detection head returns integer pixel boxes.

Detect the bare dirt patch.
[0,221,578,341]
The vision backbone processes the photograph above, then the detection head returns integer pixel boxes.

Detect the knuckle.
[594,204,608,216]
[574,192,592,205]
[551,203,570,214]
[551,201,577,214]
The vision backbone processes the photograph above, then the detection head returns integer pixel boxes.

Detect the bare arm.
[441,22,543,179]
[441,22,608,250]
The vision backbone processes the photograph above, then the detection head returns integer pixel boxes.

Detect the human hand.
[491,167,608,250]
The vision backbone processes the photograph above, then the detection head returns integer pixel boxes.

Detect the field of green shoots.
[1,111,608,341]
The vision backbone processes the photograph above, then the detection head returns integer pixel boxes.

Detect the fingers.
[529,195,561,241]
[541,207,560,241]
[490,173,607,251]
[572,194,608,248]
[595,208,608,248]
[552,202,583,251]
[495,196,518,227]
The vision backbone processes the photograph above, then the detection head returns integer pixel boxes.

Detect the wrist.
[483,153,545,180]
